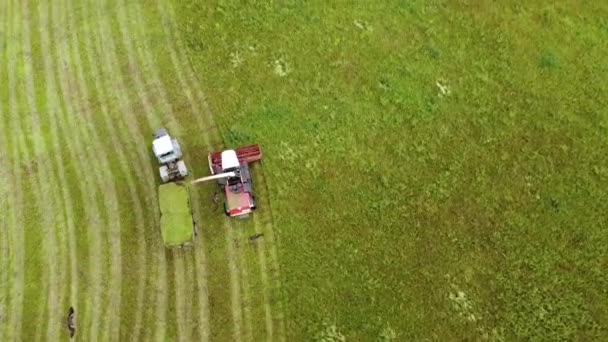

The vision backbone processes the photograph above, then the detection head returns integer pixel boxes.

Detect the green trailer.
[158,182,196,248]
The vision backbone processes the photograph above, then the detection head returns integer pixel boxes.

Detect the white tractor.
[152,128,188,183]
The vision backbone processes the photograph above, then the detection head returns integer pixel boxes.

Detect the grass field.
[175,1,608,340]
[1,0,607,341]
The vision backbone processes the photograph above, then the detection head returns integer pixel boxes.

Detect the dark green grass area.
[175,1,608,340]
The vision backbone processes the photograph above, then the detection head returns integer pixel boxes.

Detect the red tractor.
[191,145,262,218]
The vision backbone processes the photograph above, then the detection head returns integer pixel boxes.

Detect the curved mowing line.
[19,1,68,340]
[22,5,79,338]
[83,1,169,340]
[29,2,97,340]
[112,0,177,129]
[154,3,288,340]
[34,55,81,341]
[53,1,125,341]
[5,1,26,338]
[149,2,252,340]
[49,1,114,340]
[102,0,167,132]
[39,2,108,341]
[155,1,290,339]
[70,1,153,340]
[111,1,216,340]
[139,3,249,339]
[119,2,213,340]
[83,0,168,340]
[155,1,224,137]
[79,0,158,205]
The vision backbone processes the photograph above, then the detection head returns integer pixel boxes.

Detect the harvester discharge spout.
[190,172,236,185]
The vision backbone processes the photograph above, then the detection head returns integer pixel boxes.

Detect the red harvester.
[191,144,262,218]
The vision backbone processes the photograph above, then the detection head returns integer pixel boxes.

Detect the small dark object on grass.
[67,306,75,338]
[550,198,560,212]
[211,190,221,211]
[249,233,264,241]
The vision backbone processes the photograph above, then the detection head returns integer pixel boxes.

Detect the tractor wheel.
[251,195,257,210]
[159,166,169,183]
[177,160,188,177]
[224,203,230,216]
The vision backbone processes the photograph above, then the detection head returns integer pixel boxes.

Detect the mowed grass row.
[1,2,25,339]
[176,1,608,340]
[1,0,285,341]
[3,0,140,340]
[3,1,73,340]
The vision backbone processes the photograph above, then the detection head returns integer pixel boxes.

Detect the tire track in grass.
[106,1,192,339]
[4,1,26,338]
[251,213,274,340]
[112,0,176,128]
[0,2,15,340]
[190,198,211,342]
[111,1,212,340]
[148,2,249,339]
[48,2,113,340]
[82,1,169,340]
[126,4,264,340]
[225,221,244,342]
[34,3,96,340]
[153,4,286,339]
[35,11,82,332]
[98,1,248,336]
[24,3,78,336]
[15,138,43,340]
[0,0,7,337]
[172,250,189,342]
[0,0,10,338]
[19,1,69,340]
[38,2,108,341]
[119,2,252,341]
[33,283,48,342]
[66,0,153,340]
[251,168,287,342]
[157,4,284,340]
[0,144,8,340]
[235,225,254,342]
[117,2,214,339]
[83,4,167,340]
[70,1,154,340]
[0,152,8,341]
[52,1,125,340]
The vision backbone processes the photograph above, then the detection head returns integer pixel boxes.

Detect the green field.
[1,0,608,341]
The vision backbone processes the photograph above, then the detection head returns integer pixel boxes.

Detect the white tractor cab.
[152,128,188,183]
[220,150,240,172]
